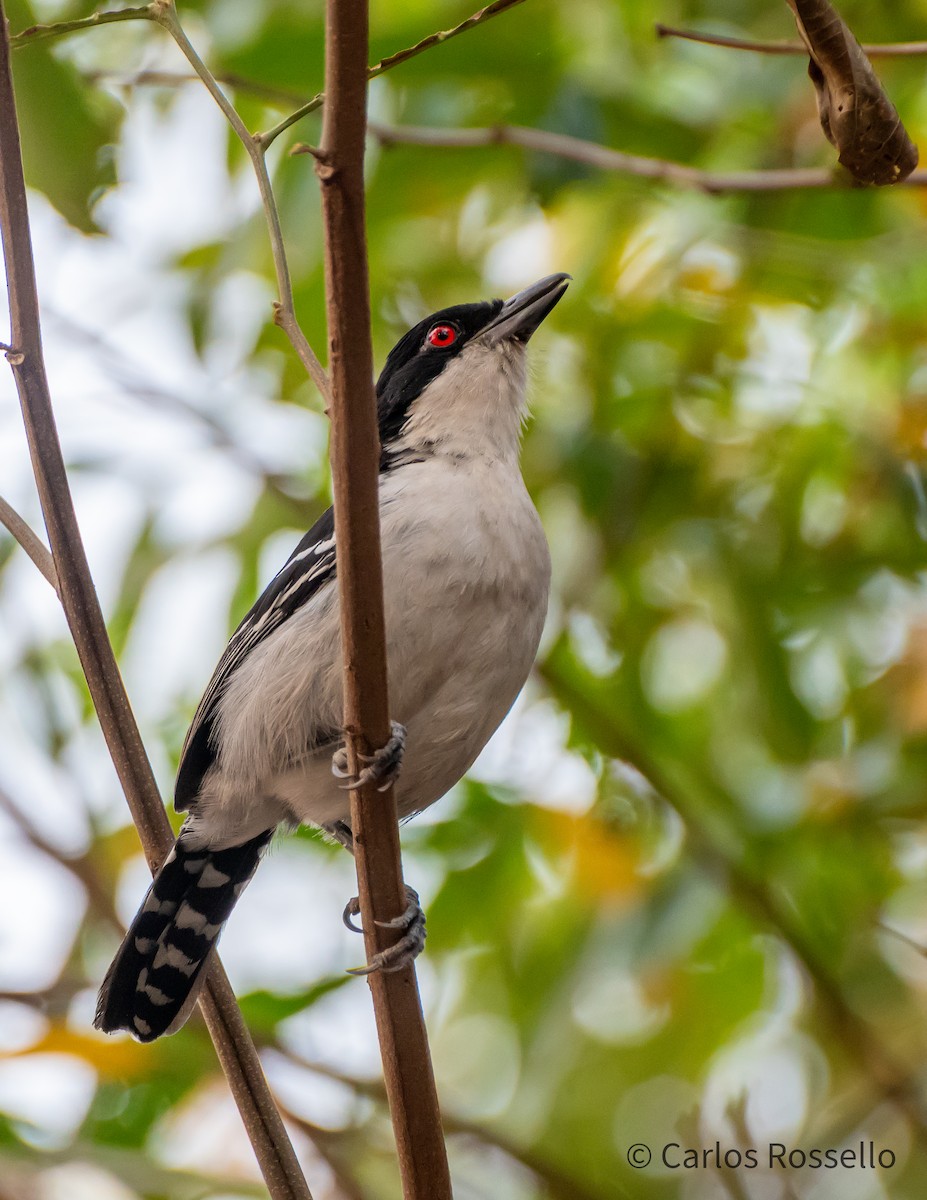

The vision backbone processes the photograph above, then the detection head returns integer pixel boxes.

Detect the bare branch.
[10,4,157,47]
[267,1105,368,1200]
[0,9,313,1198]
[0,979,85,1014]
[11,1,329,401]
[367,0,527,76]
[358,120,927,191]
[316,0,451,1196]
[150,1,329,403]
[656,23,927,57]
[259,0,528,148]
[360,120,921,192]
[0,492,57,590]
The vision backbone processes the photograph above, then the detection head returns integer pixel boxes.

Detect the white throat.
[394,341,528,466]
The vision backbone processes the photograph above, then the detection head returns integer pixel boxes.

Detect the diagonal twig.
[10,4,157,46]
[0,9,312,1199]
[11,1,329,403]
[10,0,531,156]
[266,1105,368,1200]
[656,23,927,57]
[0,492,58,589]
[258,0,529,148]
[359,120,927,191]
[148,1,328,401]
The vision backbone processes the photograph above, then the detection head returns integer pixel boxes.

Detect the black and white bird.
[95,272,570,1041]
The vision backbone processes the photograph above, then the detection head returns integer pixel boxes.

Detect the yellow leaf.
[3,1020,150,1080]
[531,808,641,908]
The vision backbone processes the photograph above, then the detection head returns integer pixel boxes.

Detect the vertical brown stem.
[0,9,311,1197]
[316,1,452,1196]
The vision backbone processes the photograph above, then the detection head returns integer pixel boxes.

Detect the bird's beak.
[480,273,571,345]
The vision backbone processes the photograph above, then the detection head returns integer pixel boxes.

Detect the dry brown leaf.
[787,0,918,185]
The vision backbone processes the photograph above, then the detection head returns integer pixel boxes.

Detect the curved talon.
[342,896,363,934]
[345,885,426,976]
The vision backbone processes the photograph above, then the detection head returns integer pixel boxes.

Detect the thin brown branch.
[10,1,329,399]
[0,492,57,589]
[270,1105,369,1200]
[196,984,314,1199]
[259,0,528,148]
[10,4,157,46]
[367,0,527,78]
[656,23,927,57]
[13,0,528,153]
[150,1,329,404]
[316,1,450,1198]
[362,120,927,192]
[0,10,312,1199]
[0,980,84,1013]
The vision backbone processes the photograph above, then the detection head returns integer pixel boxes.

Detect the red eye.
[426,324,457,348]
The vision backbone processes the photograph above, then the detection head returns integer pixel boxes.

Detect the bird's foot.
[331,721,406,792]
[343,884,426,975]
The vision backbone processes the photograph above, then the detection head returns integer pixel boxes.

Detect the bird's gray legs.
[342,885,426,975]
[331,720,406,791]
[324,728,424,974]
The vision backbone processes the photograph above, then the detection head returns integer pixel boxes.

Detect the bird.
[95,272,570,1041]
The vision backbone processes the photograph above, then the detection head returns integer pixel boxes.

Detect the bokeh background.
[3,0,927,1196]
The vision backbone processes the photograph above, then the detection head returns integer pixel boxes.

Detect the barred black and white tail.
[94,830,273,1042]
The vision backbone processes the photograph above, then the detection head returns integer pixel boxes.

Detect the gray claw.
[331,749,351,779]
[331,721,406,792]
[345,885,426,976]
[342,895,363,934]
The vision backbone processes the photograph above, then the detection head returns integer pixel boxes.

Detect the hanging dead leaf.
[786,0,918,185]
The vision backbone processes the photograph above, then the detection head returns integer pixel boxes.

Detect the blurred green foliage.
[4,0,927,1198]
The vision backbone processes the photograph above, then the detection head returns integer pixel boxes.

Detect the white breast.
[191,453,550,846]
[377,456,551,816]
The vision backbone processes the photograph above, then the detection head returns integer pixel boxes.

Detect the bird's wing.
[174,506,338,810]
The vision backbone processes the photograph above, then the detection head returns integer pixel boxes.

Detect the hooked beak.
[480,273,571,345]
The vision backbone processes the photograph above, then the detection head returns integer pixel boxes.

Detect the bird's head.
[377,273,570,465]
